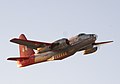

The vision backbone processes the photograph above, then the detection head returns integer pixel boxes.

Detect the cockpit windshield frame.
[78,33,86,37]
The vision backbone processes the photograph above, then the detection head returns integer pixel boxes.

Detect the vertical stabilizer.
[19,34,35,57]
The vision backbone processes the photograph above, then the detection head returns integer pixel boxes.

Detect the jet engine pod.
[84,47,98,55]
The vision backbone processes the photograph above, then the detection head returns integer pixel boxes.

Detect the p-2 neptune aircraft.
[7,33,113,67]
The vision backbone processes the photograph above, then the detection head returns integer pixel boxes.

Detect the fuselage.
[18,33,97,67]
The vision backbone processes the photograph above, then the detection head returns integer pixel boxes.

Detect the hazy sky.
[0,0,120,84]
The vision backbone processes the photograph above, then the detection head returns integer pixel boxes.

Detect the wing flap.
[10,38,52,50]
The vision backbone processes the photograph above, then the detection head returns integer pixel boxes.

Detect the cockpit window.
[78,33,86,37]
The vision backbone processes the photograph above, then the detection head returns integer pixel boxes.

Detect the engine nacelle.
[50,38,70,50]
[84,47,98,55]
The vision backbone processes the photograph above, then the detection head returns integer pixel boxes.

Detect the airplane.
[7,33,113,67]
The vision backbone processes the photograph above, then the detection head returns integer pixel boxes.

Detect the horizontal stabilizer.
[93,41,113,45]
[10,38,52,49]
[7,57,29,61]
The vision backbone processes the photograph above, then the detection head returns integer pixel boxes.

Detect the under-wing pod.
[84,47,98,55]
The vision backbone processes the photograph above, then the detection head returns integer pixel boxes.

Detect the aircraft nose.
[93,34,97,38]
[90,34,97,39]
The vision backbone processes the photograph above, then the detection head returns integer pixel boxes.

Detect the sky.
[0,0,120,84]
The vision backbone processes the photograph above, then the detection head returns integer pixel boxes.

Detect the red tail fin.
[19,34,35,57]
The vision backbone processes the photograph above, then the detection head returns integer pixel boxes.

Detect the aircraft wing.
[10,38,52,50]
[93,41,113,45]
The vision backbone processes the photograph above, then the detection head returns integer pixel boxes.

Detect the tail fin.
[19,34,35,57]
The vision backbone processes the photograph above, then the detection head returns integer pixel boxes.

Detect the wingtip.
[110,41,114,43]
[105,41,114,43]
